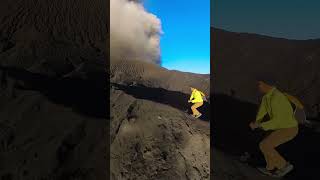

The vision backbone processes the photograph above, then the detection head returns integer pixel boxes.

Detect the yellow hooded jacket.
[256,88,298,131]
[189,89,205,103]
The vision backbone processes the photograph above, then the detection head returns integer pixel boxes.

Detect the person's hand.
[249,121,259,130]
[203,96,208,102]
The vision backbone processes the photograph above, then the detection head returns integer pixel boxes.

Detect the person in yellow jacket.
[188,87,205,118]
[249,79,299,177]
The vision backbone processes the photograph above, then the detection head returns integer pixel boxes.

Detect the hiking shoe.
[257,167,276,176]
[194,113,202,119]
[272,163,294,177]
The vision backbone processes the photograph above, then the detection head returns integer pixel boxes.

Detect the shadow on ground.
[112,83,210,122]
[212,93,320,179]
[0,66,107,119]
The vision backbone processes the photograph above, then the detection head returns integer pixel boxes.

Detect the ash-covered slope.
[212,28,320,117]
[0,0,106,76]
[0,0,107,179]
[110,59,210,179]
[110,88,210,179]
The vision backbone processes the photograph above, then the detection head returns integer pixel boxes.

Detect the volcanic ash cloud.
[110,0,162,64]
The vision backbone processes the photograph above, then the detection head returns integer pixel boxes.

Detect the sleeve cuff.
[260,121,274,131]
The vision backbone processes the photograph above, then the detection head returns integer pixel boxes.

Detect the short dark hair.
[256,75,277,85]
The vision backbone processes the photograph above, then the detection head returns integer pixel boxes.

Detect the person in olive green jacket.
[188,87,206,118]
[249,79,298,177]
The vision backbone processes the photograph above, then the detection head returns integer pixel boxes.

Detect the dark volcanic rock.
[0,0,107,179]
[0,0,107,76]
[110,59,211,179]
[110,84,210,180]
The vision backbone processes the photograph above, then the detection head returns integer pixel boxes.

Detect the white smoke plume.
[110,0,162,64]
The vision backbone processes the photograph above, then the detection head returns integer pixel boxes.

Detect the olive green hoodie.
[256,87,298,130]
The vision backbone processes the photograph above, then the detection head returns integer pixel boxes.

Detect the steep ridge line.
[111,83,210,122]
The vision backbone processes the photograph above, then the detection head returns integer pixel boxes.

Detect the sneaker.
[272,163,294,177]
[257,167,276,176]
[194,113,202,118]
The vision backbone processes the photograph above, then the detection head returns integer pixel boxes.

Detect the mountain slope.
[211,28,320,179]
[0,0,106,75]
[110,59,210,179]
[0,0,107,179]
[212,28,320,117]
[110,59,210,96]
[110,87,210,179]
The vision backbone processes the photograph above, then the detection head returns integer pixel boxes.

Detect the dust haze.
[110,0,162,64]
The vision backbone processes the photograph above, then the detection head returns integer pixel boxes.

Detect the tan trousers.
[259,126,298,170]
[191,102,203,115]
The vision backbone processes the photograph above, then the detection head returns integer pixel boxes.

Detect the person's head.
[257,81,273,94]
[256,73,276,94]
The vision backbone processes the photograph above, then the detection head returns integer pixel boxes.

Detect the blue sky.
[212,0,320,40]
[144,1,210,74]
